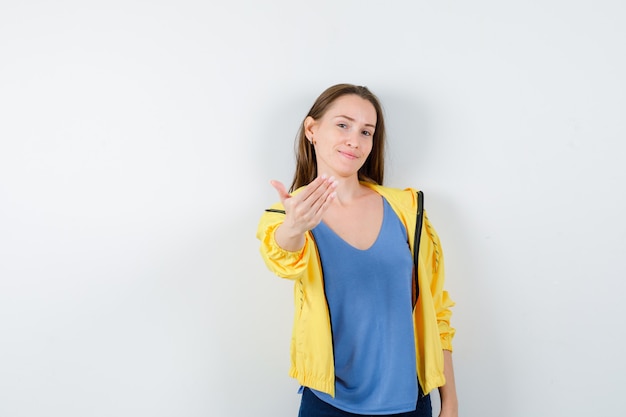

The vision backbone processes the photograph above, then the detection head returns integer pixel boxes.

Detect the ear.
[303,116,317,141]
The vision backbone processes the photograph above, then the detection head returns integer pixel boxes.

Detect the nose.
[345,131,359,148]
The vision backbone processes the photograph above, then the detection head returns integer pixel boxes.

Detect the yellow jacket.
[256,183,455,397]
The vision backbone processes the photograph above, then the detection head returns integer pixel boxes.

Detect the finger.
[306,177,337,212]
[311,184,337,216]
[302,175,335,206]
[314,189,336,218]
[297,175,328,201]
[270,180,290,202]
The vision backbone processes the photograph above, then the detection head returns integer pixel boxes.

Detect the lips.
[339,150,358,160]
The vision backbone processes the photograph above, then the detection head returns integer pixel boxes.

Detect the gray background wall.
[1,1,624,416]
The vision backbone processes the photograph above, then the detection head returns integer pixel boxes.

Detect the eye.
[337,123,348,129]
[362,130,373,137]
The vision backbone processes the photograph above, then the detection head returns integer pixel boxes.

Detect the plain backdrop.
[1,1,625,416]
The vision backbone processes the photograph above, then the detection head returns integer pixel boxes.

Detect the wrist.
[274,224,306,252]
[440,398,458,416]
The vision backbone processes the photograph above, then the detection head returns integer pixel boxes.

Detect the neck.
[332,176,366,205]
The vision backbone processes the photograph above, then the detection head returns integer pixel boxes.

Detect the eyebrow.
[334,115,376,129]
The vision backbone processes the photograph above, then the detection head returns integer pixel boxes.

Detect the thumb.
[270,180,291,203]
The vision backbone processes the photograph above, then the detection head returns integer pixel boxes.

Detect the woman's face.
[305,94,377,180]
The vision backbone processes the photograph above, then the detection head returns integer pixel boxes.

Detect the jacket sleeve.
[256,203,312,280]
[423,211,456,351]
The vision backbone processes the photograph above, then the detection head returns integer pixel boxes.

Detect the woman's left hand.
[439,408,458,417]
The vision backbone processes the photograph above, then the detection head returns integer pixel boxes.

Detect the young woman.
[257,84,458,417]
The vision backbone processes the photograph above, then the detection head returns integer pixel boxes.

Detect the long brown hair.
[289,84,386,192]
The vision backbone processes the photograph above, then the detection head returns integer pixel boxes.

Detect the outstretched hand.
[270,175,337,251]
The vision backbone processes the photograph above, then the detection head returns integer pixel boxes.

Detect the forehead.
[324,95,377,124]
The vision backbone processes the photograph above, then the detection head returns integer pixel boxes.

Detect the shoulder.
[362,183,419,214]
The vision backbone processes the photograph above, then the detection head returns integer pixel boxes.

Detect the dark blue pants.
[298,387,432,417]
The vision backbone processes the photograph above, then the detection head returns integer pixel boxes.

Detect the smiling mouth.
[339,150,358,159]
